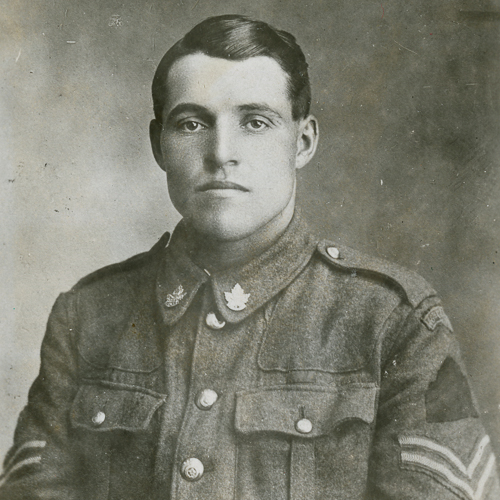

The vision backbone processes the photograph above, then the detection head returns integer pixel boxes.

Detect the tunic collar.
[156,210,318,325]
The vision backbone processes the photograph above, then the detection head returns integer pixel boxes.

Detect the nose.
[205,119,239,170]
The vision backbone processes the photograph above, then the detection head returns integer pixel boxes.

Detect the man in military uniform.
[1,14,498,500]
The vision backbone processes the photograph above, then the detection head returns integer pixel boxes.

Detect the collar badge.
[224,283,250,311]
[164,285,187,307]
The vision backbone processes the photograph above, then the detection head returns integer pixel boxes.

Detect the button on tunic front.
[159,289,269,498]
[1,213,499,500]
[153,215,317,499]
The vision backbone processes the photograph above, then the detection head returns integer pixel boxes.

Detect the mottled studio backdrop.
[1,0,500,465]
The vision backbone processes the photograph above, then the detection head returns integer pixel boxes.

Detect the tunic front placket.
[152,215,318,500]
[163,284,268,499]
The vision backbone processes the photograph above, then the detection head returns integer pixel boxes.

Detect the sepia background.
[1,0,500,466]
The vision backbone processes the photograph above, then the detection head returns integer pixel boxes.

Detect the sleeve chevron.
[399,435,496,500]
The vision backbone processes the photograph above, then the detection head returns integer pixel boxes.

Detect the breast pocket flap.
[71,382,166,432]
[235,385,377,438]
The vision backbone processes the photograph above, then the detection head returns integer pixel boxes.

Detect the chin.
[188,211,268,242]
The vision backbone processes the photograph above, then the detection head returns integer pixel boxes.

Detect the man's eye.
[245,119,268,131]
[178,120,206,132]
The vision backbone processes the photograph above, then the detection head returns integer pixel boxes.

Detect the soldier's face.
[151,53,317,241]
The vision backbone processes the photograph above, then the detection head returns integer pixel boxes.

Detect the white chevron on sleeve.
[0,456,42,488]
[3,440,46,473]
[399,434,496,500]
[399,435,490,479]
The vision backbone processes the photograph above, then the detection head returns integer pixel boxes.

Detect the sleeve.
[368,298,500,500]
[0,291,83,500]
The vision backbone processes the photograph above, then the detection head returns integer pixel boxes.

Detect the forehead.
[164,53,292,116]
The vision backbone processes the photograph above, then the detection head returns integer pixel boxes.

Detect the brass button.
[327,247,340,259]
[181,458,204,481]
[196,389,218,410]
[92,411,105,426]
[295,418,313,434]
[206,312,226,330]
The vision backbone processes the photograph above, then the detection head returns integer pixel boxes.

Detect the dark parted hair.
[152,15,311,123]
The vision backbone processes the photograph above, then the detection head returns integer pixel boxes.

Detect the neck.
[185,200,296,273]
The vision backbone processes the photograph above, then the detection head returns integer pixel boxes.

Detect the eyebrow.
[165,102,285,123]
[165,103,211,123]
[237,103,284,120]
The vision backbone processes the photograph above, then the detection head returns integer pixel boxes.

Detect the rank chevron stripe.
[468,436,492,478]
[475,456,497,500]
[399,435,490,478]
[0,456,42,488]
[399,435,496,500]
[2,440,46,473]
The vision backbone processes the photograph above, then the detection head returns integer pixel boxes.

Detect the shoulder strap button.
[327,246,340,259]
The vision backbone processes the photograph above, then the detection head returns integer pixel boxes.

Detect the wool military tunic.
[1,213,499,499]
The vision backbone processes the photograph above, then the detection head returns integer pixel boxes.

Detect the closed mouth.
[197,181,249,192]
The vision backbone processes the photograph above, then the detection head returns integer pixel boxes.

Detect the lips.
[197,181,249,192]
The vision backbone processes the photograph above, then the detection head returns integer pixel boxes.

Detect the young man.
[1,14,498,500]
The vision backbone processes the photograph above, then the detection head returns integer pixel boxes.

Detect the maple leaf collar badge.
[224,283,250,311]
[164,285,187,308]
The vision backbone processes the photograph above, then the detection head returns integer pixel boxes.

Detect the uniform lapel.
[156,223,209,326]
[211,212,318,323]
[155,211,318,326]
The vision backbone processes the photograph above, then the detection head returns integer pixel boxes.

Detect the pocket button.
[295,418,313,434]
[92,411,106,426]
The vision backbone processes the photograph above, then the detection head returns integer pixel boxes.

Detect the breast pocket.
[70,381,166,500]
[71,381,166,432]
[234,384,377,500]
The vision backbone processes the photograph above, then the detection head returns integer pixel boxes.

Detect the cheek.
[161,138,199,183]
[161,136,185,163]
[251,164,296,212]
[255,138,297,182]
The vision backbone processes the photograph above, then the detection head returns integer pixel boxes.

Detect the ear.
[150,119,166,171]
[295,114,319,170]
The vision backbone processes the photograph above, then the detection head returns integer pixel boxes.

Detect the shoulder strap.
[317,240,437,308]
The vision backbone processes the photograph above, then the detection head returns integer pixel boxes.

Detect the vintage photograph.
[1,1,499,498]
